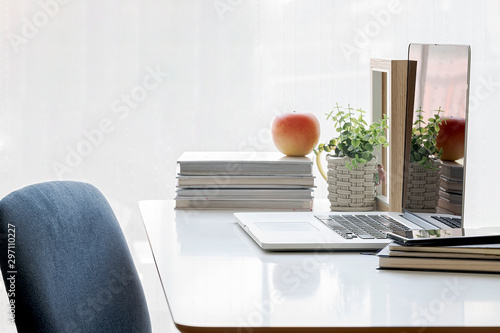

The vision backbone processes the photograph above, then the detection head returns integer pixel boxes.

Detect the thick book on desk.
[174,198,313,210]
[177,151,313,175]
[388,242,500,255]
[177,175,315,187]
[378,243,500,273]
[176,188,313,199]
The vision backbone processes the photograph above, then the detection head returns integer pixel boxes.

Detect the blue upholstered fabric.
[0,181,151,333]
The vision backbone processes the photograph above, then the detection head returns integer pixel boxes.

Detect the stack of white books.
[175,151,315,210]
[437,160,464,215]
[378,242,500,274]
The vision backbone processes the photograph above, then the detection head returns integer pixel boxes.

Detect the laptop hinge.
[402,211,440,229]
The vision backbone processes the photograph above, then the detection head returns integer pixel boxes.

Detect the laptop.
[235,44,471,251]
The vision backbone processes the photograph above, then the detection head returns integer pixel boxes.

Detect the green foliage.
[410,106,445,169]
[314,103,388,169]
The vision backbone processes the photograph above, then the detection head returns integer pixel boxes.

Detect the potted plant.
[405,106,445,212]
[314,104,388,211]
[409,106,445,169]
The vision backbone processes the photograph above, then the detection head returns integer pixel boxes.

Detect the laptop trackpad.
[255,222,319,232]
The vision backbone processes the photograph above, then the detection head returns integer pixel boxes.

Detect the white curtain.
[1,0,499,231]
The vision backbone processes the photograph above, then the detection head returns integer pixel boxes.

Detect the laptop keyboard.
[431,216,462,228]
[315,214,411,240]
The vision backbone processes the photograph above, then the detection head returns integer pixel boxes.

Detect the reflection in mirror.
[372,70,388,201]
[404,44,470,221]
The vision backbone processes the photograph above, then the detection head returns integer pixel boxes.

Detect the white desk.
[139,200,500,332]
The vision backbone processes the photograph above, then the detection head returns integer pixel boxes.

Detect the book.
[440,177,463,193]
[177,175,315,187]
[177,151,313,175]
[387,250,500,260]
[174,198,313,210]
[378,243,500,273]
[438,189,462,204]
[177,184,314,189]
[388,243,500,255]
[176,188,313,199]
[436,207,457,215]
[439,160,464,181]
[437,197,462,215]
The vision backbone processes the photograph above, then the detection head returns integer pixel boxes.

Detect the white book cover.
[177,151,313,175]
[177,151,312,164]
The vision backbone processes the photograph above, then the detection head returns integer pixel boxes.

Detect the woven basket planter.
[405,160,441,212]
[326,155,378,212]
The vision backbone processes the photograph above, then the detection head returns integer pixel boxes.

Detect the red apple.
[436,117,466,161]
[271,112,320,156]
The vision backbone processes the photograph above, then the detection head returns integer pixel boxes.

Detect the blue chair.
[0,181,151,333]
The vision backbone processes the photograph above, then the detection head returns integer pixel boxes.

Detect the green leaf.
[406,106,445,168]
[317,103,393,164]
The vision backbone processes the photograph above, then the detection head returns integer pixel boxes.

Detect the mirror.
[370,59,414,212]
[403,44,471,222]
[371,69,388,200]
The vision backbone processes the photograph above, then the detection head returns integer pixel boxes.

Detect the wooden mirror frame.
[370,59,416,212]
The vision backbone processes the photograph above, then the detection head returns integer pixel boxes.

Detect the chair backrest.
[0,181,151,333]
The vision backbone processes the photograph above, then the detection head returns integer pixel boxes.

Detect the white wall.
[1,0,500,228]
